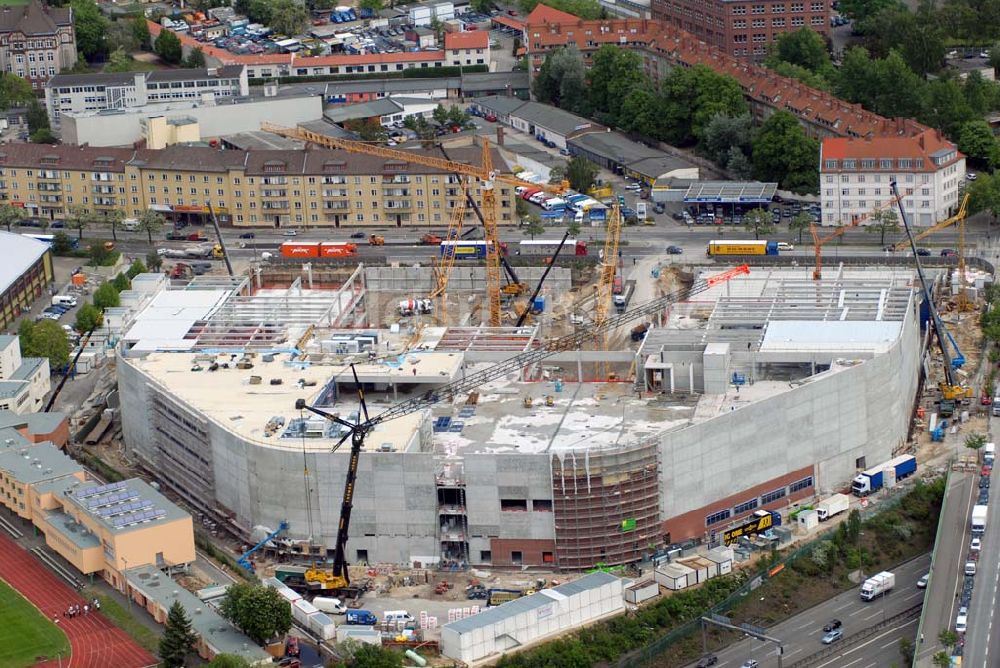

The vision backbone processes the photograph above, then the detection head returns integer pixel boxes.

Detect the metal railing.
[785,603,922,668]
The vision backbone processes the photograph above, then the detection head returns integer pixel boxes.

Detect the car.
[653,203,665,214]
[940,248,957,256]
[984,464,993,476]
[777,242,794,251]
[19,218,41,227]
[50,221,65,229]
[559,148,571,156]
[282,229,297,237]
[741,661,759,668]
[625,182,642,191]
[916,248,931,256]
[979,489,990,505]
[947,49,959,58]
[667,246,683,254]
[672,212,685,221]
[980,476,991,489]
[965,561,977,576]
[350,231,365,239]
[484,114,497,122]
[917,573,929,588]
[821,629,843,644]
[823,619,842,632]
[238,232,255,239]
[982,50,991,58]
[972,537,982,551]
[968,172,978,181]
[696,655,718,668]
[956,613,968,633]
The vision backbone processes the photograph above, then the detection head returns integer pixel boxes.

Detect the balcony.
[92,185,115,195]
[383,188,410,197]
[322,189,348,198]
[261,176,287,185]
[93,197,116,206]
[37,170,59,180]
[39,195,61,204]
[261,201,289,211]
[323,202,350,210]
[383,175,411,184]
[321,176,347,185]
[383,200,411,210]
[261,189,287,198]
[37,183,60,192]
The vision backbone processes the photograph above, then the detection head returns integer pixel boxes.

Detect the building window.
[706,509,731,526]
[734,498,759,514]
[790,476,814,493]
[761,488,787,504]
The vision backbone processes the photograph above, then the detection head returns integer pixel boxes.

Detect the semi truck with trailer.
[860,571,895,601]
[707,240,779,256]
[972,505,988,535]
[851,455,917,496]
[815,493,850,521]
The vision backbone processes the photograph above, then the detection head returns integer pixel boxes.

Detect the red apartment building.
[652,0,830,60]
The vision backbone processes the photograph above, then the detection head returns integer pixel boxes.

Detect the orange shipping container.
[71,273,86,286]
[319,242,358,258]
[280,242,321,258]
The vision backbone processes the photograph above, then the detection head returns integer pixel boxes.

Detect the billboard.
[722,512,774,546]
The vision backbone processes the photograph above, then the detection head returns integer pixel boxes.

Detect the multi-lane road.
[688,554,929,668]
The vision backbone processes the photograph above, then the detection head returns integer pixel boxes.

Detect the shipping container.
[318,242,358,257]
[280,241,320,258]
[654,563,694,590]
[293,599,320,627]
[308,611,337,640]
[624,579,659,605]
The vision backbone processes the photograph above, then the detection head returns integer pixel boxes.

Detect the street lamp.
[122,556,131,613]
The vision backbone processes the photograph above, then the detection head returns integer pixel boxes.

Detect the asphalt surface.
[956,415,1000,668]
[915,470,977,665]
[690,554,929,668]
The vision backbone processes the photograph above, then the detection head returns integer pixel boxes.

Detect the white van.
[121,217,139,231]
[985,442,996,465]
[776,242,794,251]
[51,295,77,307]
[382,610,414,624]
[311,596,347,615]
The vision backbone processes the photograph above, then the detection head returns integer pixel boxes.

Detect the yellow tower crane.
[811,194,901,280]
[593,203,623,379]
[893,193,970,308]
[428,178,471,323]
[261,123,567,326]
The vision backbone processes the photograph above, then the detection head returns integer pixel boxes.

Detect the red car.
[508,9,519,15]
[485,114,497,122]
[984,465,993,477]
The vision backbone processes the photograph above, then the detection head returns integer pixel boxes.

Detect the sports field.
[0,579,70,667]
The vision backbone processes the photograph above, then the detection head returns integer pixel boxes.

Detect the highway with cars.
[688,554,929,668]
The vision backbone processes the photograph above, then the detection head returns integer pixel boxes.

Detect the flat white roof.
[124,289,230,351]
[0,232,48,296]
[760,320,902,353]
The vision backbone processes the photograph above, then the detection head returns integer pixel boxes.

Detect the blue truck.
[345,609,377,625]
[851,455,917,496]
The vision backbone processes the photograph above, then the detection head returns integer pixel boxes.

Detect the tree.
[567,220,581,236]
[138,209,166,244]
[726,148,753,180]
[235,0,275,24]
[100,209,124,242]
[18,319,70,370]
[0,73,35,110]
[524,214,544,239]
[966,433,987,451]
[344,118,388,142]
[146,250,163,272]
[967,173,1000,221]
[938,628,958,648]
[958,120,1000,170]
[71,0,109,60]
[470,0,493,12]
[587,45,646,124]
[93,282,121,309]
[898,637,914,664]
[343,643,404,668]
[517,0,601,19]
[447,104,469,127]
[185,47,206,69]
[839,0,896,22]
[931,651,951,668]
[105,48,133,73]
[432,103,450,126]
[789,211,813,244]
[205,655,253,668]
[751,111,820,194]
[75,303,103,334]
[659,65,748,146]
[0,202,19,232]
[88,242,111,267]
[132,17,152,51]
[702,114,753,166]
[26,100,50,136]
[155,29,183,65]
[565,156,598,193]
[270,0,310,37]
[743,208,774,240]
[865,207,899,245]
[159,600,197,668]
[30,128,56,144]
[360,0,385,12]
[52,231,75,255]
[112,272,131,292]
[531,46,588,113]
[766,27,832,73]
[67,206,93,241]
[106,19,139,55]
[219,582,292,645]
[126,259,147,279]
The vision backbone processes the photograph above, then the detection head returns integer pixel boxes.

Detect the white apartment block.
[0,0,76,90]
[443,31,489,67]
[45,66,249,127]
[0,334,50,414]
[820,130,965,227]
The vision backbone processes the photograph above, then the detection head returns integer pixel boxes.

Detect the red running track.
[0,532,156,668]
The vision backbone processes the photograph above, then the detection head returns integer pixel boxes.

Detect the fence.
[708,253,995,275]
[617,483,923,668]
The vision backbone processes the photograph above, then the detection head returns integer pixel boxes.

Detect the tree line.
[532,44,819,193]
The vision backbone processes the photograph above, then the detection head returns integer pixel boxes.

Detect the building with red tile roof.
[522,11,930,142]
[819,129,965,226]
[524,4,581,24]
[444,30,490,66]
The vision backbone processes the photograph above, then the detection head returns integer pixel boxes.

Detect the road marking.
[793,621,813,631]
[863,610,884,621]
[833,601,854,611]
[903,590,924,601]
[863,663,878,668]
[840,658,864,668]
[784,647,802,657]
[881,638,901,649]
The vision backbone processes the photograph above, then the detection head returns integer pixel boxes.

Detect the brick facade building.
[0,0,76,90]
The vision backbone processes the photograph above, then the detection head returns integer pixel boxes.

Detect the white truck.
[860,571,895,601]
[972,504,988,535]
[311,596,347,615]
[815,493,850,521]
[985,442,996,466]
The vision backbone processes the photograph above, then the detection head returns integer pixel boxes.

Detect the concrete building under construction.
[116,264,921,569]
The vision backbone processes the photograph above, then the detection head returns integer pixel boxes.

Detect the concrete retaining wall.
[365,266,571,293]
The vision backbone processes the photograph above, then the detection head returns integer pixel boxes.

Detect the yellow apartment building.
[0,142,516,229]
[0,414,195,591]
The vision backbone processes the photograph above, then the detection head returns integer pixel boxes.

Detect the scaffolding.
[551,441,662,569]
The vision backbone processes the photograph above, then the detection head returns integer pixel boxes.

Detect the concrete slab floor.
[433,377,697,456]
